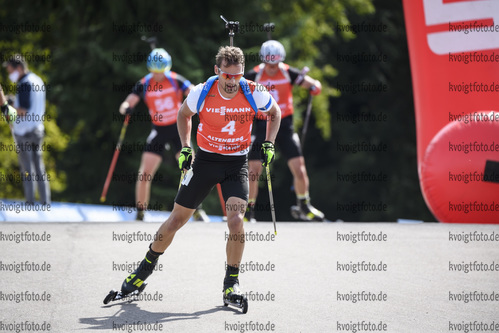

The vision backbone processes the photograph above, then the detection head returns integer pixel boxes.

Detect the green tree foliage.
[0,0,435,221]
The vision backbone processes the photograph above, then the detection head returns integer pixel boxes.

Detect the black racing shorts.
[175,149,249,209]
[248,115,302,161]
[145,123,182,157]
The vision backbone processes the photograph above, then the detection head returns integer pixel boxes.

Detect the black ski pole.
[301,94,313,150]
[295,66,312,150]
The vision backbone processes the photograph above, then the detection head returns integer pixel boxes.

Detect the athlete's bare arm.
[119,94,140,115]
[265,99,281,143]
[299,75,322,92]
[177,100,194,147]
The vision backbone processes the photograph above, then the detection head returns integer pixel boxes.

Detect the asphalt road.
[1,221,498,332]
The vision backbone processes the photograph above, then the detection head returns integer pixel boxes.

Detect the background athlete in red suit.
[245,40,324,222]
[118,48,206,221]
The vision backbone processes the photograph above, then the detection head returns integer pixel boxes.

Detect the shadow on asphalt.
[79,303,243,330]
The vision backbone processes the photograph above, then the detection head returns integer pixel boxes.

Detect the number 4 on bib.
[221,121,236,135]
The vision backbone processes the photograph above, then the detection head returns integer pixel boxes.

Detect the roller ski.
[103,283,147,304]
[291,197,325,222]
[103,244,163,305]
[223,283,248,314]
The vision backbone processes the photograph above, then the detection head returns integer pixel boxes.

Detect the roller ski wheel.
[290,205,302,220]
[290,204,325,222]
[102,282,147,304]
[223,293,248,314]
[223,284,248,314]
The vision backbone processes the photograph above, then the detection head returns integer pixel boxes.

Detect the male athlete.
[118,48,207,221]
[115,46,280,306]
[244,40,324,222]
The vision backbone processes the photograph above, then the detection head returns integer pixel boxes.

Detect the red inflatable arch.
[402,0,499,223]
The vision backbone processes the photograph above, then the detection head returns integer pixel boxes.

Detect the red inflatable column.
[402,0,499,222]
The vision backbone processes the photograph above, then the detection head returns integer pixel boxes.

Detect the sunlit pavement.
[1,222,498,332]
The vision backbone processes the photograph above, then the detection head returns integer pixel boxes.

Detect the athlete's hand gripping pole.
[100,114,131,202]
[178,146,192,171]
[177,146,192,189]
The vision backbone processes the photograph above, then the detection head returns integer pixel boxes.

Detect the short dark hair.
[215,46,245,68]
[3,54,28,70]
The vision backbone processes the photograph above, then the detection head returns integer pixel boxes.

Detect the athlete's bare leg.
[136,152,162,211]
[288,156,309,196]
[225,196,247,267]
[150,203,195,252]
